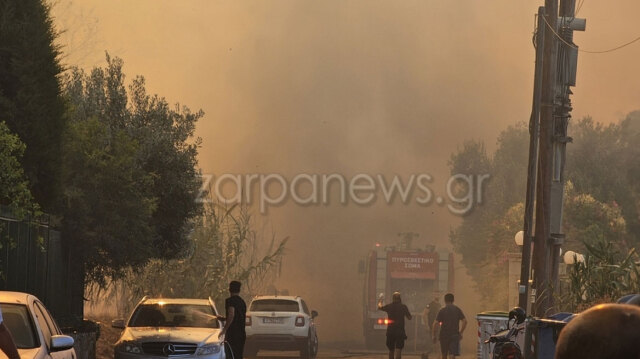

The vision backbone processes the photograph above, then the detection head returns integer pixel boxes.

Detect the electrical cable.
[541,13,640,54]
[575,0,585,17]
[223,341,235,359]
[532,13,540,49]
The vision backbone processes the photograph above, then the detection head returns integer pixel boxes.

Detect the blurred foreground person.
[555,303,640,359]
[0,306,20,359]
[219,281,247,359]
[433,293,466,359]
[379,292,412,359]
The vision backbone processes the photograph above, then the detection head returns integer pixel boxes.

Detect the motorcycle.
[484,307,526,359]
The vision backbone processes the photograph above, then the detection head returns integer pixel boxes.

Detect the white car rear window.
[250,300,299,312]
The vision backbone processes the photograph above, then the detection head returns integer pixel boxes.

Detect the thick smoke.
[53,0,640,349]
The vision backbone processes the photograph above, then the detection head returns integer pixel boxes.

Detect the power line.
[541,14,640,54]
[575,0,585,16]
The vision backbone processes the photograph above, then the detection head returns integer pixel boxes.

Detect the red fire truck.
[361,238,454,349]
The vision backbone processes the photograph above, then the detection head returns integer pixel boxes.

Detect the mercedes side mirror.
[111,319,126,329]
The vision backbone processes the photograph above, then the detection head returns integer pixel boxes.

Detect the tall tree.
[61,117,157,283]
[450,116,640,307]
[0,121,39,219]
[0,0,66,211]
[62,55,203,284]
[86,201,288,318]
[448,140,493,273]
[567,116,640,243]
[127,73,203,258]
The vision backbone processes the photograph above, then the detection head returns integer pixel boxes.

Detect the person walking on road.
[422,294,442,346]
[422,295,441,351]
[379,292,412,359]
[0,306,20,359]
[218,281,247,359]
[432,293,466,359]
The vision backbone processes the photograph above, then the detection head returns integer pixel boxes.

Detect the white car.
[112,297,225,359]
[0,291,76,359]
[245,296,318,359]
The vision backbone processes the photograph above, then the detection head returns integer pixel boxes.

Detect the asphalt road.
[253,348,476,359]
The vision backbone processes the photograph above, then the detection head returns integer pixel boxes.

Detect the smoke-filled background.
[53,0,640,348]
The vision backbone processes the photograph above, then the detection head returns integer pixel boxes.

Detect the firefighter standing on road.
[379,292,412,359]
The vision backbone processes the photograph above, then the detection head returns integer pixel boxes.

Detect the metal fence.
[0,207,82,325]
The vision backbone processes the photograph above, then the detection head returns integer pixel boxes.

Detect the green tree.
[62,54,203,284]
[474,203,524,308]
[127,73,203,257]
[477,184,628,307]
[61,117,157,283]
[561,237,640,312]
[0,0,66,211]
[0,121,41,280]
[449,124,530,305]
[0,121,39,219]
[563,182,627,253]
[567,117,639,245]
[449,140,492,269]
[86,201,287,317]
[450,116,640,307]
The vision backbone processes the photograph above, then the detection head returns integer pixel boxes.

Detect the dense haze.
[54,0,640,347]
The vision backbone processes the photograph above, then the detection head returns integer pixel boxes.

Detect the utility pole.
[549,0,585,302]
[518,6,545,312]
[526,0,585,316]
[531,0,558,317]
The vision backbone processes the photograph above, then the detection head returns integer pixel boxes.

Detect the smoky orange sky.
[53,0,640,345]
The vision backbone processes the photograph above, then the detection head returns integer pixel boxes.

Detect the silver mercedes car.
[112,297,225,359]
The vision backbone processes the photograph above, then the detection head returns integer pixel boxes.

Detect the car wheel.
[300,332,317,359]
[310,332,318,358]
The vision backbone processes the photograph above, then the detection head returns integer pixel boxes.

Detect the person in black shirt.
[378,292,412,359]
[219,281,247,359]
[432,293,466,359]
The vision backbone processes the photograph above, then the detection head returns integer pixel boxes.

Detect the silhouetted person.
[219,281,247,359]
[0,307,20,359]
[422,295,441,350]
[555,304,640,359]
[432,293,466,359]
[379,292,412,359]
